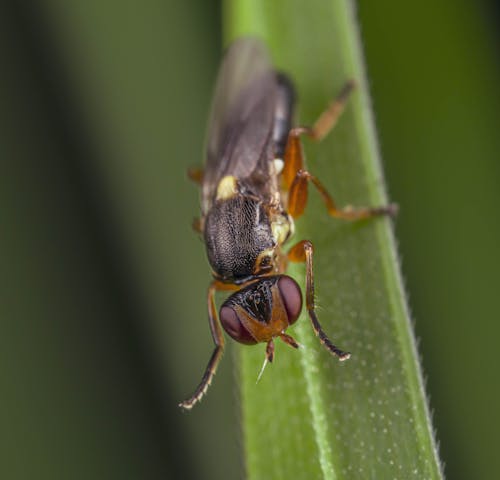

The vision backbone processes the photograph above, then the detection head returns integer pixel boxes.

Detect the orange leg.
[282,127,308,190]
[282,80,356,189]
[179,281,225,410]
[187,166,204,185]
[288,170,397,220]
[282,80,397,219]
[309,79,357,141]
[192,217,202,234]
[288,240,350,361]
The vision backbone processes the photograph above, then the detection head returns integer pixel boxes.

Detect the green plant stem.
[223,1,443,479]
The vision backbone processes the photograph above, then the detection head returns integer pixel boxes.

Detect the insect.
[179,38,396,410]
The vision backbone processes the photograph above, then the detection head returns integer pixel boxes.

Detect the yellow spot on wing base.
[216,175,238,200]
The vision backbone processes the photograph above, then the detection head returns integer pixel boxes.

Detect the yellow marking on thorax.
[273,158,284,175]
[271,213,294,246]
[216,175,238,201]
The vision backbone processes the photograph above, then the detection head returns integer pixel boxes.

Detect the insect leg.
[187,166,204,185]
[191,217,203,233]
[308,80,357,141]
[288,240,350,361]
[281,80,355,189]
[282,126,307,189]
[282,80,397,219]
[288,169,397,219]
[179,282,225,410]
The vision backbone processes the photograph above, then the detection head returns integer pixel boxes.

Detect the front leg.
[178,281,225,410]
[288,240,350,361]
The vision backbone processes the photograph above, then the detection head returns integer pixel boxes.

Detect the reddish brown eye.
[278,276,302,325]
[220,306,258,345]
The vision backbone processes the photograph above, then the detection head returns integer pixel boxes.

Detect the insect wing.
[202,38,278,213]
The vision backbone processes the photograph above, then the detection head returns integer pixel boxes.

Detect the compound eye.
[220,306,257,345]
[277,276,302,325]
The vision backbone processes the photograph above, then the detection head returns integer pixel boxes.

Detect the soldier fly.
[179,38,396,410]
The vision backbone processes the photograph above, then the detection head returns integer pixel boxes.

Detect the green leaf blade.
[224,1,443,479]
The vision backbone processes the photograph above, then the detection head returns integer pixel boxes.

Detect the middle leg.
[288,169,397,220]
[281,80,397,220]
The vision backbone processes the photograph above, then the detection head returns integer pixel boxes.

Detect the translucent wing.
[202,38,278,213]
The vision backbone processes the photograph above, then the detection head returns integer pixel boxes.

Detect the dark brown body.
[201,63,295,285]
[179,38,396,410]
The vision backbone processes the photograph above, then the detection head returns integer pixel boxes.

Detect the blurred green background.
[1,1,499,479]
